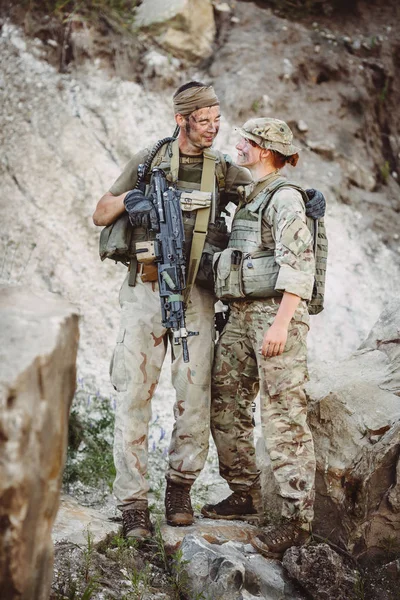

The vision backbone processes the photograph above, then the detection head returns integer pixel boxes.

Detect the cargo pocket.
[109,328,127,392]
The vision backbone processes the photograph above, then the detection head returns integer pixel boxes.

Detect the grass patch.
[12,0,139,26]
[63,388,116,495]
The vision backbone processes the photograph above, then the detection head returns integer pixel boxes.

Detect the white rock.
[134,0,216,60]
[214,2,231,12]
[297,119,308,133]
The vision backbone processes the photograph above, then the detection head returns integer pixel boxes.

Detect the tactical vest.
[99,138,230,290]
[214,177,327,315]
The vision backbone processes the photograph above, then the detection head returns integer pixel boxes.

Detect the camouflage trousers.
[211,298,316,523]
[111,272,215,508]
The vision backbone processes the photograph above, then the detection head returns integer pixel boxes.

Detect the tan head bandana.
[173,85,219,116]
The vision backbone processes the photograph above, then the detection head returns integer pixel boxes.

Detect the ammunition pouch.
[196,219,230,291]
[99,213,134,264]
[213,248,245,300]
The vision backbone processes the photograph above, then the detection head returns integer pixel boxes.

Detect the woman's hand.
[261,322,288,357]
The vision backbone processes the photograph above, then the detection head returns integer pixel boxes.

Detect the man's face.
[235,137,262,168]
[184,105,221,150]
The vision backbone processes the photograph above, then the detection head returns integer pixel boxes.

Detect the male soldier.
[92,82,252,539]
[201,117,317,558]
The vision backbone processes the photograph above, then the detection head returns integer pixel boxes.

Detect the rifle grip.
[182,339,189,363]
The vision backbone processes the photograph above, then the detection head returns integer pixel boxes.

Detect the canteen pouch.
[213,248,245,300]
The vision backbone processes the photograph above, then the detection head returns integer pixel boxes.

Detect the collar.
[241,170,281,204]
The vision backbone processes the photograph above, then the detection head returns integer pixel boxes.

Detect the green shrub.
[64,391,116,493]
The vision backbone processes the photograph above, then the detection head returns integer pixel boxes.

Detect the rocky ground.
[1,0,400,598]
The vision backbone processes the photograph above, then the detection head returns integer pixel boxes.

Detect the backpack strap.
[215,152,226,192]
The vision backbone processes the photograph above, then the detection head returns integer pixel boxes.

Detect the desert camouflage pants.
[111,272,215,508]
[211,298,316,523]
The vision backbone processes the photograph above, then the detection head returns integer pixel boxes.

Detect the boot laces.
[166,484,192,512]
[216,491,248,509]
[123,508,149,532]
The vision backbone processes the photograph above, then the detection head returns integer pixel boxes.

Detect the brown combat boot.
[251,520,311,559]
[201,487,262,524]
[165,480,194,526]
[122,501,153,540]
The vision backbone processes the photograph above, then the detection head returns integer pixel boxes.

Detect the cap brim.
[234,126,263,146]
[234,126,301,156]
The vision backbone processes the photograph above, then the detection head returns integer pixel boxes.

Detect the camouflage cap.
[235,117,300,156]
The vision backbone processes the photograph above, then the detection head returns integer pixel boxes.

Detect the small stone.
[262,94,272,107]
[47,39,58,48]
[306,140,336,161]
[297,120,308,133]
[392,171,398,179]
[214,2,231,12]
[314,45,321,53]
[283,57,293,78]
[231,16,240,24]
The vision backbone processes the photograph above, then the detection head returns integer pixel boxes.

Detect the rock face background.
[0,286,79,599]
[1,0,400,596]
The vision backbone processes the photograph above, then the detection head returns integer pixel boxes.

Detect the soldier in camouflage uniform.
[201,117,317,558]
[93,82,252,539]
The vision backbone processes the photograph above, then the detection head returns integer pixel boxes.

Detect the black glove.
[305,188,326,219]
[124,189,159,230]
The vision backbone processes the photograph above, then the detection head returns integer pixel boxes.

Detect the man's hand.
[124,189,159,230]
[261,322,288,357]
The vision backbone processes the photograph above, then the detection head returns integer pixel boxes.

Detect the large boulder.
[259,301,400,560]
[0,286,79,600]
[179,534,307,600]
[134,0,216,61]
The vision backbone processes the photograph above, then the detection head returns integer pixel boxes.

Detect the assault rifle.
[136,167,198,362]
